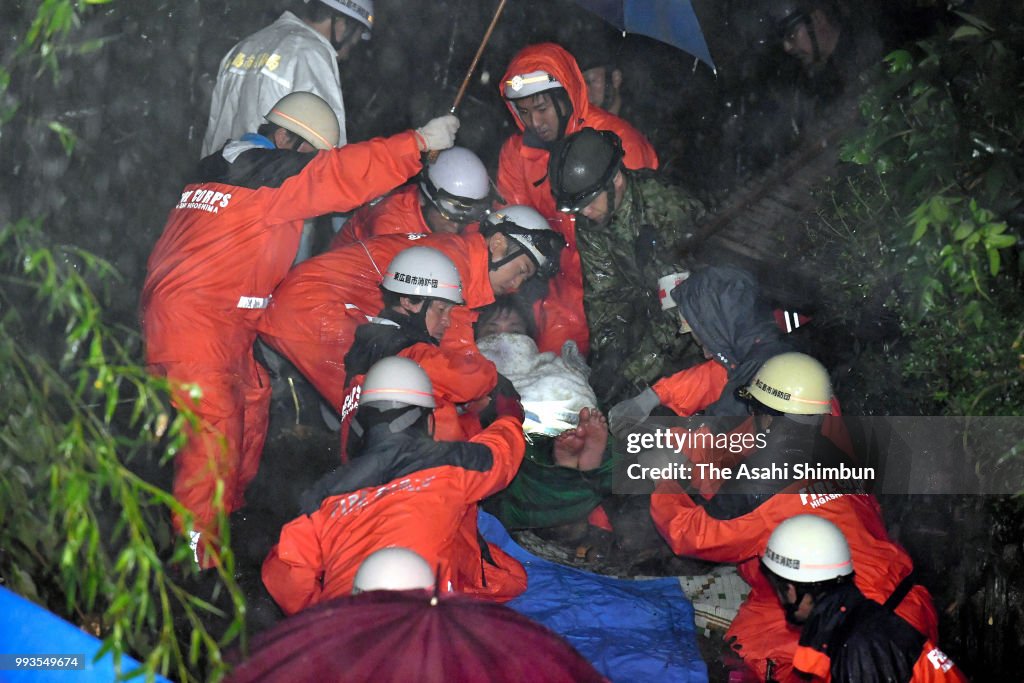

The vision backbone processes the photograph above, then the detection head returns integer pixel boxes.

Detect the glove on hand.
[415,114,460,152]
[560,340,590,378]
[608,386,660,438]
[491,373,525,423]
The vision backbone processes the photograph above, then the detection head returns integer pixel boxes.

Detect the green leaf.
[986,234,1017,249]
[951,25,983,40]
[952,221,976,241]
[987,247,1001,276]
[910,218,929,244]
[47,121,77,156]
[884,49,913,73]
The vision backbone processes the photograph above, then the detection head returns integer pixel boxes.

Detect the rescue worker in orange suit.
[650,354,939,682]
[141,91,460,567]
[497,42,658,355]
[330,146,492,248]
[262,356,528,615]
[257,206,563,433]
[337,246,499,460]
[760,515,966,682]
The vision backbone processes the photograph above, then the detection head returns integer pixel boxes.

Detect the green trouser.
[484,436,615,530]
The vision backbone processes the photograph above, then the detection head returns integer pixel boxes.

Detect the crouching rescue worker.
[650,354,938,682]
[761,515,966,682]
[609,265,796,431]
[338,246,498,458]
[331,146,492,247]
[261,356,528,615]
[141,91,459,567]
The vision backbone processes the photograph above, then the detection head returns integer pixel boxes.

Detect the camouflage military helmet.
[548,128,624,213]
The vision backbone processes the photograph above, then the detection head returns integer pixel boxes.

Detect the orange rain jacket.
[257,232,497,417]
[497,43,659,354]
[651,476,939,683]
[329,184,425,248]
[336,309,497,460]
[262,415,527,615]
[140,132,423,549]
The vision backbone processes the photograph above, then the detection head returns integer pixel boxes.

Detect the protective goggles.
[421,177,491,224]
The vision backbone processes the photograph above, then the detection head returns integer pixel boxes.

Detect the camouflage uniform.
[576,172,706,406]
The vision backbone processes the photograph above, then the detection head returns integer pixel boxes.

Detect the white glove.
[415,114,459,152]
[560,340,591,378]
[608,387,661,439]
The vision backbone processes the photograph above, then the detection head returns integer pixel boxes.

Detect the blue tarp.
[0,586,168,683]
[479,511,708,683]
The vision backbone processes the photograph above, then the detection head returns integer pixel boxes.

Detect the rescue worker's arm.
[456,415,527,501]
[578,225,643,361]
[496,137,531,206]
[264,131,423,224]
[261,514,325,616]
[649,483,765,562]
[402,343,498,404]
[441,306,484,355]
[651,360,729,416]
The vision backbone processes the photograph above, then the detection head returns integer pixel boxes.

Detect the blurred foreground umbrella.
[227,590,606,683]
[573,0,716,70]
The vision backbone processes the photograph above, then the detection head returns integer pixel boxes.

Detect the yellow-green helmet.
[747,352,833,415]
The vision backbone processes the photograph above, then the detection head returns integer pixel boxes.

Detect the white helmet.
[265,91,340,149]
[420,147,491,224]
[353,547,434,594]
[762,514,852,583]
[483,206,565,280]
[657,272,690,311]
[317,0,374,38]
[747,352,833,415]
[503,69,564,99]
[382,246,464,305]
[360,356,436,408]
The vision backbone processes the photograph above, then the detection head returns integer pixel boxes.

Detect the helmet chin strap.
[551,90,574,146]
[488,240,526,273]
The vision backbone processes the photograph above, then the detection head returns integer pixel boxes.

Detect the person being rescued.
[337,246,496,458]
[649,353,939,683]
[330,146,493,248]
[262,356,528,616]
[474,295,615,545]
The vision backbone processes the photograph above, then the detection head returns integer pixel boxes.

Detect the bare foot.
[552,407,608,471]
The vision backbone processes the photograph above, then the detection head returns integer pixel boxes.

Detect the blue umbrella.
[574,0,716,70]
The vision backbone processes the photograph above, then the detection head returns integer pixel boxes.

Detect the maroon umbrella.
[228,590,606,683]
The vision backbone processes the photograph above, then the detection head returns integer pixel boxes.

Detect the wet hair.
[291,0,336,23]
[256,122,306,150]
[474,294,538,340]
[380,288,426,309]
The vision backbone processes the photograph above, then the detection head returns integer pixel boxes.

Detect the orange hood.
[500,43,590,135]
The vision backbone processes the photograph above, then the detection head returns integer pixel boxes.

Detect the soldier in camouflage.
[549,128,707,406]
